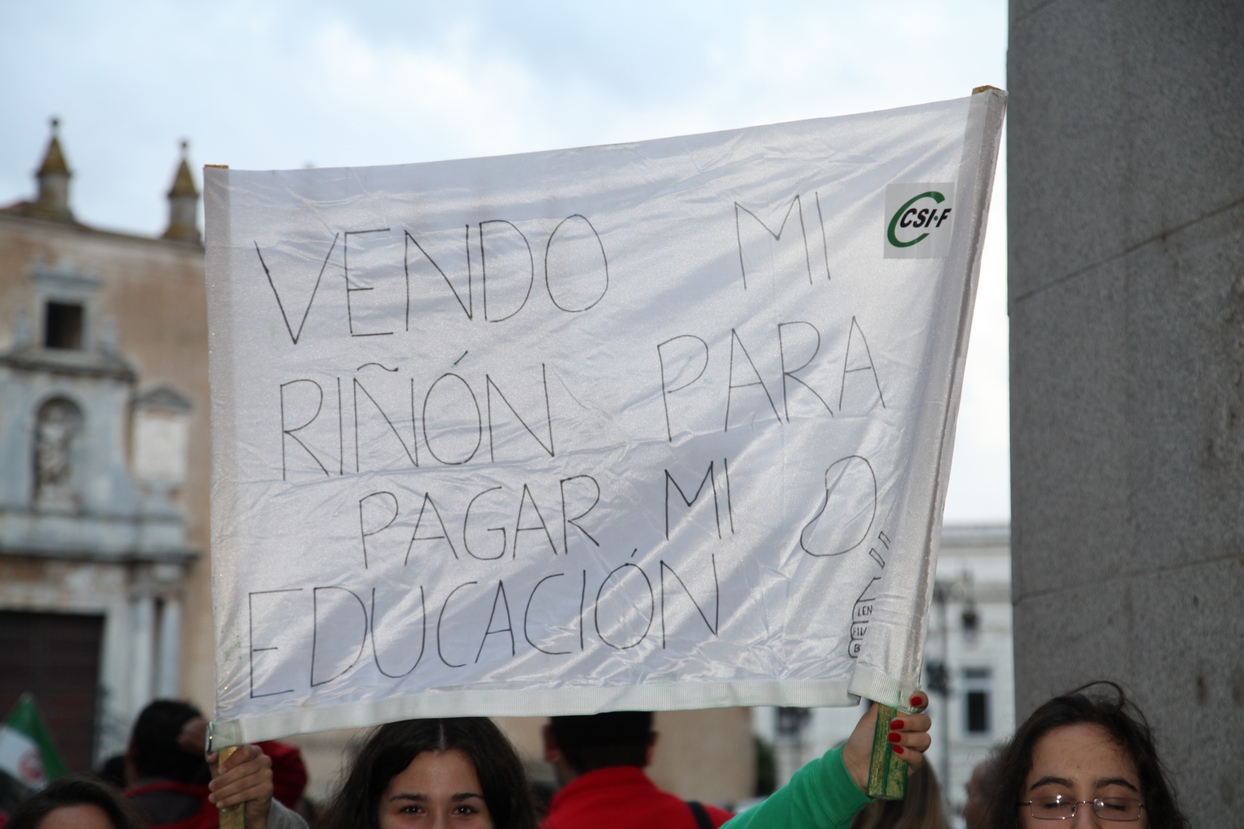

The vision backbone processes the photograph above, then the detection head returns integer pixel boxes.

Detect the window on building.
[775,707,811,739]
[963,667,991,735]
[44,301,84,350]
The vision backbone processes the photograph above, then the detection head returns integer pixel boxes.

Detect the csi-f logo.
[889,193,951,245]
[884,183,955,259]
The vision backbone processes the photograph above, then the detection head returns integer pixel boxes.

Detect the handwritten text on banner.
[206,90,1006,744]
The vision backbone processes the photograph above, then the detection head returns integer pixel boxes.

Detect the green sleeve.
[722,745,871,829]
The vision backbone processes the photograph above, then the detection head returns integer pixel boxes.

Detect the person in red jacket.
[541,712,733,829]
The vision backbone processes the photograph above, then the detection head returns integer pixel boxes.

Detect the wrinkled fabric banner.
[205,90,1006,744]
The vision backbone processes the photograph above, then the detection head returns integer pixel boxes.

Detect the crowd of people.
[1,681,1188,829]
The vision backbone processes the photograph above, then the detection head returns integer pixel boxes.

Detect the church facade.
[0,123,213,771]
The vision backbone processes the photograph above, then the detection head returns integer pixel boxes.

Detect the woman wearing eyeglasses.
[983,682,1188,828]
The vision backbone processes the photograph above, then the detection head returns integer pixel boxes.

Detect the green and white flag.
[0,694,67,789]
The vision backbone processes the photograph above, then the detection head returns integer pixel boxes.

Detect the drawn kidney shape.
[799,455,877,557]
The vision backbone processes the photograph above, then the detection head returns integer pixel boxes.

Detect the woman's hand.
[208,744,274,829]
[841,691,932,792]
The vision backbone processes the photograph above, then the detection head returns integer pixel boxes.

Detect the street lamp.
[927,571,977,799]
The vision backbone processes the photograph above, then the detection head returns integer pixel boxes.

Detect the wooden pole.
[216,745,246,829]
[865,703,908,800]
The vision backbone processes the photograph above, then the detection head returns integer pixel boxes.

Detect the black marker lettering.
[839,316,886,410]
[594,563,654,650]
[342,228,393,337]
[480,220,533,322]
[778,321,834,420]
[659,556,719,647]
[486,366,555,462]
[814,191,832,282]
[406,492,459,564]
[514,483,558,558]
[524,573,573,656]
[422,373,482,465]
[734,196,812,289]
[475,581,515,663]
[310,586,368,687]
[560,475,601,554]
[279,379,328,480]
[665,463,721,541]
[544,214,609,312]
[657,335,709,442]
[437,581,477,668]
[404,228,473,321]
[248,589,302,698]
[254,234,338,345]
[353,377,419,473]
[463,487,506,560]
[358,491,399,570]
[724,329,780,432]
[369,586,426,678]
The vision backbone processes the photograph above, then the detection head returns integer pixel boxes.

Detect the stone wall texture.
[1009,1,1244,824]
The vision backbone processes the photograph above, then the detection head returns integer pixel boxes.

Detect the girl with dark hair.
[984,682,1189,829]
[6,775,145,829]
[317,718,539,829]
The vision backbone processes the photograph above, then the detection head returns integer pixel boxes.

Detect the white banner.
[206,90,1005,744]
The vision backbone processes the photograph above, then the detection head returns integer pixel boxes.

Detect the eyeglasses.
[1020,795,1145,821]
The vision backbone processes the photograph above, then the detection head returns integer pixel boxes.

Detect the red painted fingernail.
[890,719,904,730]
[910,696,922,707]
[892,745,905,755]
[887,732,901,743]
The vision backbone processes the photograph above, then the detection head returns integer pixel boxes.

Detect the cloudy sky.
[1,0,1010,522]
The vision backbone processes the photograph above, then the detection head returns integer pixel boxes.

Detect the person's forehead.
[389,748,484,791]
[40,804,116,829]
[1027,723,1139,785]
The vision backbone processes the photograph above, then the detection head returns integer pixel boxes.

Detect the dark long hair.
[7,775,145,829]
[318,718,537,829]
[984,682,1188,829]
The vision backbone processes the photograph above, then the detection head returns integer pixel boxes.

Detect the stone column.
[1008,2,1244,825]
[130,595,156,713]
[156,596,182,698]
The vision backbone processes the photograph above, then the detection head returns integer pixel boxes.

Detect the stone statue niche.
[34,396,83,508]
